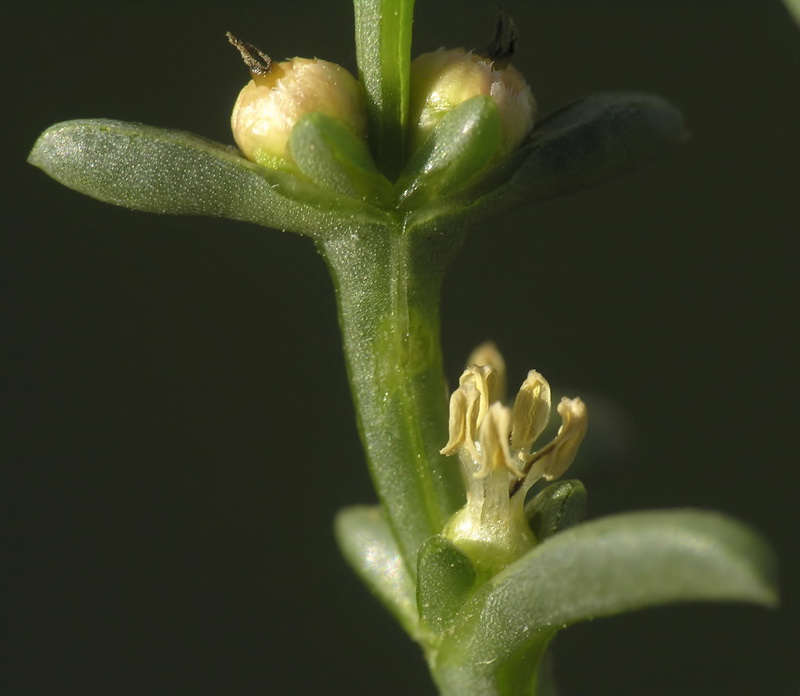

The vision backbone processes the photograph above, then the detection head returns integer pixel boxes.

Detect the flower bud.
[229,34,367,167]
[408,48,536,157]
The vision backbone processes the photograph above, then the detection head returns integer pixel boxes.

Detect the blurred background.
[3,0,799,694]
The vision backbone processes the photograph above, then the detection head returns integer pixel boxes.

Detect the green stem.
[353,0,415,179]
[319,217,464,567]
[431,632,556,696]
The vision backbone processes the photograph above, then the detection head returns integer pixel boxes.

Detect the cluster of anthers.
[440,344,588,569]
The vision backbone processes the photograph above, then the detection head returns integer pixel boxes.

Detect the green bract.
[525,479,588,541]
[28,1,778,694]
[396,95,502,205]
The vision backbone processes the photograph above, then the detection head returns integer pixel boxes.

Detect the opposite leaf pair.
[28,92,687,240]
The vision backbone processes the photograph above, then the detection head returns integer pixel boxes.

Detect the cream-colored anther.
[440,367,493,460]
[458,364,496,419]
[527,397,588,482]
[459,381,484,462]
[475,403,517,479]
[466,342,507,402]
[510,370,551,455]
[441,386,469,456]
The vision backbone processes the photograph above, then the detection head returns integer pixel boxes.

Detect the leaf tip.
[27,123,60,171]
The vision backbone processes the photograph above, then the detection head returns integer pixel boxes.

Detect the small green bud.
[408,48,536,158]
[228,34,367,168]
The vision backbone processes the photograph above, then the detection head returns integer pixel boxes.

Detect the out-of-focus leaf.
[783,0,800,26]
[289,111,392,204]
[416,535,476,633]
[465,92,687,214]
[433,510,777,696]
[334,505,420,639]
[28,119,387,237]
[397,95,501,205]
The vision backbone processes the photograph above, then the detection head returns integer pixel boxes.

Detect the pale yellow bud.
[231,50,367,167]
[408,48,535,155]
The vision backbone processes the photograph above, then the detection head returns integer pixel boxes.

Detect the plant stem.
[353,0,415,179]
[319,217,464,567]
[431,630,555,696]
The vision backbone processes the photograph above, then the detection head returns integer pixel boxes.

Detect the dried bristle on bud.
[486,7,518,68]
[227,32,276,84]
[228,33,367,166]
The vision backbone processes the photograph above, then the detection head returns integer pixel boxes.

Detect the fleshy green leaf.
[397,95,502,206]
[288,111,392,204]
[416,535,476,634]
[464,92,687,215]
[334,505,420,639]
[28,119,388,237]
[353,0,415,177]
[525,479,587,541]
[434,510,777,696]
[447,510,777,664]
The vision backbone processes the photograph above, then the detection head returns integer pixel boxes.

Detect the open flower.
[440,343,587,573]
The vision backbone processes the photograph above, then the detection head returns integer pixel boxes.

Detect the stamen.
[440,388,469,456]
[510,370,551,454]
[466,342,507,402]
[512,397,588,495]
[458,365,496,425]
[475,403,517,478]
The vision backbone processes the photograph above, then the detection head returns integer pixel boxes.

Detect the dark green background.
[4,1,799,694]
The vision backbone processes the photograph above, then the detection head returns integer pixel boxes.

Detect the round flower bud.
[408,48,536,157]
[231,49,367,167]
